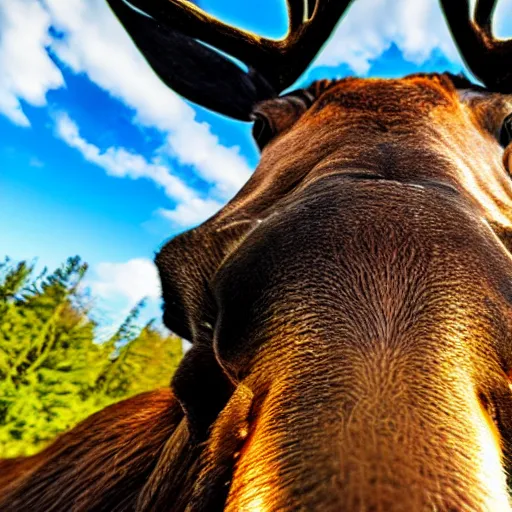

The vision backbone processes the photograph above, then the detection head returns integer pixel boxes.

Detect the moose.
[2,0,512,510]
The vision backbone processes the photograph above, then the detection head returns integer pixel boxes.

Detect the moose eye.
[499,113,512,148]
[251,114,275,151]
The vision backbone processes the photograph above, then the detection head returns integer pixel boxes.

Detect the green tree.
[100,318,182,398]
[0,257,182,457]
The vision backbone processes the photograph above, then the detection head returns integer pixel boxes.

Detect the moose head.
[4,1,512,511]
[103,0,512,509]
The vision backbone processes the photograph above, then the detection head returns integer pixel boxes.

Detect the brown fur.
[0,389,199,511]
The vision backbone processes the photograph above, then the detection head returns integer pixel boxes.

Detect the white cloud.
[43,0,251,198]
[314,0,462,74]
[29,156,44,168]
[86,257,161,304]
[0,0,64,126]
[84,257,165,340]
[85,259,188,346]
[166,121,251,198]
[157,199,221,227]
[55,112,223,225]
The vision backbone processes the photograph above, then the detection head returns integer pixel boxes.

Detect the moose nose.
[220,346,511,512]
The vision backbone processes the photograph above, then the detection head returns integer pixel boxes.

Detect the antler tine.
[287,0,307,33]
[281,0,353,88]
[474,0,494,32]
[286,0,319,32]
[440,0,512,92]
[122,0,273,77]
[118,0,353,92]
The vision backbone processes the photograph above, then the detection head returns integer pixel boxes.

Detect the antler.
[107,0,353,119]
[440,0,512,92]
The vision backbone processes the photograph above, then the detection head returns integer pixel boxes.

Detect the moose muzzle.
[206,176,512,511]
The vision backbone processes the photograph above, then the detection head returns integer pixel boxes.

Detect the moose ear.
[251,90,316,150]
[107,0,275,120]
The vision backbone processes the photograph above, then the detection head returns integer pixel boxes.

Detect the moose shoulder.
[3,1,512,511]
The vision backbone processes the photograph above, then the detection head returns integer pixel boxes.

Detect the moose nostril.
[500,113,512,148]
[478,392,498,426]
[503,144,512,177]
[479,392,491,414]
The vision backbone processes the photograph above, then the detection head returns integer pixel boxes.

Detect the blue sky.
[1,0,511,333]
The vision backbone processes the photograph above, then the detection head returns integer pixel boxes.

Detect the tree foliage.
[0,257,182,457]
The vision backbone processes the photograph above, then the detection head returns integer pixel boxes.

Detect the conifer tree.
[0,257,183,457]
